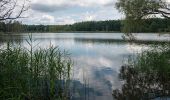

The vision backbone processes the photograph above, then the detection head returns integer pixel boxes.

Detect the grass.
[0,36,73,100]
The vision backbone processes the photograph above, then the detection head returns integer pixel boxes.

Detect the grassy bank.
[0,39,73,100]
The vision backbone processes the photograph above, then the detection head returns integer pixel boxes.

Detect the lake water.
[0,33,170,100]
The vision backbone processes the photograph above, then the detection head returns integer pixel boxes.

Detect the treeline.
[0,18,170,33]
[142,18,170,32]
[125,18,170,33]
[0,20,121,33]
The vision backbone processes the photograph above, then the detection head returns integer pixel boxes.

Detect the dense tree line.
[0,18,170,33]
[122,18,170,33]
[70,20,121,32]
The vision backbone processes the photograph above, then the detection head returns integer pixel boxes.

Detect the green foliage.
[116,0,168,33]
[71,20,121,32]
[0,40,73,100]
[0,20,122,33]
[135,44,170,76]
[116,0,162,19]
[1,18,170,33]
[113,44,170,99]
[122,18,144,33]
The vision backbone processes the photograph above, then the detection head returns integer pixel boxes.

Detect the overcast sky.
[20,0,123,25]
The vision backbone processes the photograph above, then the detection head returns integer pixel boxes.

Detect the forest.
[1,18,170,33]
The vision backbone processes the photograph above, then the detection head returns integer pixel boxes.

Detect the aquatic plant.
[0,37,73,100]
[113,43,170,100]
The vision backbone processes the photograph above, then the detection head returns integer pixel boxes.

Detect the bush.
[113,43,170,100]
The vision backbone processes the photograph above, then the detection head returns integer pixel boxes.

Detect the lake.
[0,33,170,100]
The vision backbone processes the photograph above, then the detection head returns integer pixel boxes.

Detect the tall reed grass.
[0,37,73,100]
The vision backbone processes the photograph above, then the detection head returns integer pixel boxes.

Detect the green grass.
[0,38,73,100]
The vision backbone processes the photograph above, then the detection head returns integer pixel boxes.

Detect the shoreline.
[1,31,170,34]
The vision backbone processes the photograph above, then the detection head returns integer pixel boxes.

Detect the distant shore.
[0,31,170,34]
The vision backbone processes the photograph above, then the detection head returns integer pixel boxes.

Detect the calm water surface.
[0,33,169,100]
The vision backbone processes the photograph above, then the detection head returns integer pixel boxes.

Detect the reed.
[0,38,73,100]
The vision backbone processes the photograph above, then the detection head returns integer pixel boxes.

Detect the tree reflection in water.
[113,44,170,100]
[0,33,24,46]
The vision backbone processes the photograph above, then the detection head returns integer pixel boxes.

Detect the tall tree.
[0,0,29,21]
[116,0,170,33]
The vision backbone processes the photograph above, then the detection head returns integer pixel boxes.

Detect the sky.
[20,0,123,25]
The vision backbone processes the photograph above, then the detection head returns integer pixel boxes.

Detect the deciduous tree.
[0,0,29,21]
[116,0,170,33]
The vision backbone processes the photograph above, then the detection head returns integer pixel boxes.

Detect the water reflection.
[0,33,24,47]
[71,80,103,100]
[0,33,169,100]
[74,38,170,44]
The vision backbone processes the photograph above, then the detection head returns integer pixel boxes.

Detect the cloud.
[55,16,76,25]
[21,0,122,25]
[31,3,68,13]
[40,15,55,24]
[21,12,55,25]
[31,0,116,13]
[84,12,96,21]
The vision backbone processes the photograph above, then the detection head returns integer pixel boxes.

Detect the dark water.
[0,33,169,100]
